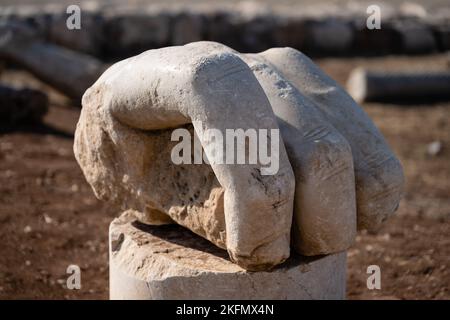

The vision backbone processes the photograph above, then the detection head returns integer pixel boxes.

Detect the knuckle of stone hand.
[190,52,249,85]
[303,131,353,181]
[357,155,404,229]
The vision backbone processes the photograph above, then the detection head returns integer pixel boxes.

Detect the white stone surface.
[74,42,404,271]
[109,212,347,300]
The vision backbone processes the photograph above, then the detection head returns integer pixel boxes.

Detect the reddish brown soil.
[0,54,448,299]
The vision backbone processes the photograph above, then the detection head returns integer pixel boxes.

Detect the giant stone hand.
[74,42,404,271]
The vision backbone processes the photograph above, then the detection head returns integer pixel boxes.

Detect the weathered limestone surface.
[74,41,404,271]
[0,22,105,100]
[75,42,297,271]
[109,212,347,300]
[257,47,405,231]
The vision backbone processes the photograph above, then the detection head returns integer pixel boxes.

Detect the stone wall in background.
[1,1,449,59]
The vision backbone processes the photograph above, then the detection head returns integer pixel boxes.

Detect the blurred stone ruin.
[0,85,48,127]
[0,1,449,61]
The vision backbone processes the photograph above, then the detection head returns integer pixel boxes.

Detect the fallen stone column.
[109,212,347,300]
[75,42,403,271]
[391,20,436,54]
[347,68,450,103]
[0,85,48,126]
[0,23,105,100]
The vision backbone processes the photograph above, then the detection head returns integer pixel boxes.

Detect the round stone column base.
[109,213,347,300]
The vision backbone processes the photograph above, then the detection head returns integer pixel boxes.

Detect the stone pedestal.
[109,213,347,300]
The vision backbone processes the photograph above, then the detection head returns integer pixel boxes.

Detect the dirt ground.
[0,54,448,300]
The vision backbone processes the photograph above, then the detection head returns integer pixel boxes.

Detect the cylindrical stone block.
[347,68,450,103]
[109,213,347,300]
